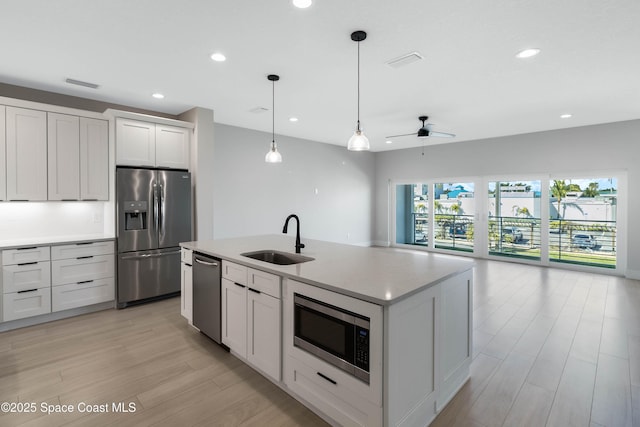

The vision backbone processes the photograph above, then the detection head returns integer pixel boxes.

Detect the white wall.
[179,107,215,241]
[374,119,640,278]
[213,124,375,245]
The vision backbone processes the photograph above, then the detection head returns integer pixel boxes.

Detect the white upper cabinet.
[80,118,109,200]
[156,125,190,169]
[115,117,190,170]
[47,114,108,201]
[0,105,6,201]
[48,112,80,200]
[116,118,156,167]
[6,106,48,201]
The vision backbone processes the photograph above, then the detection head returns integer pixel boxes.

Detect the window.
[395,184,428,246]
[488,180,541,260]
[434,182,475,252]
[549,177,617,268]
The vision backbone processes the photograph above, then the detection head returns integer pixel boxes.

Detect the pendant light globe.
[347,30,370,151]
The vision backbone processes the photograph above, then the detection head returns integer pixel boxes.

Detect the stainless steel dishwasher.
[192,252,222,344]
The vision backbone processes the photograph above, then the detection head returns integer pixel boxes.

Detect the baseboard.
[626,269,640,280]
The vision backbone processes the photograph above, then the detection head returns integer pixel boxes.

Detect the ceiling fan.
[386,116,456,139]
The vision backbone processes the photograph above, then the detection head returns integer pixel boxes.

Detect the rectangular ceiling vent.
[386,52,424,68]
[65,78,100,89]
[249,107,269,114]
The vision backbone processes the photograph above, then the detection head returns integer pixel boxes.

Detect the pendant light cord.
[272,79,275,143]
[357,40,360,131]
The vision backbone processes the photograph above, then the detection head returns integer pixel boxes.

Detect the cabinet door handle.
[77,256,94,260]
[76,242,93,246]
[248,288,261,294]
[17,247,37,250]
[18,261,38,266]
[77,280,94,284]
[317,372,337,385]
[234,283,246,289]
[17,289,38,294]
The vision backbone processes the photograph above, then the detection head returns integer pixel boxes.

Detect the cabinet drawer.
[247,267,280,298]
[2,246,50,266]
[285,355,382,427]
[51,277,114,312]
[222,260,247,285]
[181,248,193,264]
[3,288,51,322]
[2,262,51,293]
[51,241,114,260]
[51,255,114,286]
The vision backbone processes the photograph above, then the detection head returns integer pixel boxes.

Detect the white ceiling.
[2,0,639,152]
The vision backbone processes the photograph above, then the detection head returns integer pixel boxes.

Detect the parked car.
[502,227,523,243]
[571,234,597,249]
[449,224,467,238]
[415,231,427,242]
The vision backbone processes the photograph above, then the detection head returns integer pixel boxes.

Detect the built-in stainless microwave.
[293,293,370,384]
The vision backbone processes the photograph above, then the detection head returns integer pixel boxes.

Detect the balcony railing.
[549,218,616,268]
[489,216,542,260]
[434,214,474,252]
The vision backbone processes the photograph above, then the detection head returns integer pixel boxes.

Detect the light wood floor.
[1,259,639,426]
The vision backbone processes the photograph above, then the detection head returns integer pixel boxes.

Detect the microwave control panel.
[355,326,369,372]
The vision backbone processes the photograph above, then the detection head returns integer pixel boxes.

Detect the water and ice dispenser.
[124,201,148,230]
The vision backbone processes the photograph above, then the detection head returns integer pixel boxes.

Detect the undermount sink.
[241,250,315,265]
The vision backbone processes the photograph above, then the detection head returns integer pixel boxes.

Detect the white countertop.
[0,234,115,250]
[181,235,474,305]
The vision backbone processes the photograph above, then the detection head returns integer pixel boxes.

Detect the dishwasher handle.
[194,257,219,267]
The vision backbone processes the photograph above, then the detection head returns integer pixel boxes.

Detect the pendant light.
[347,30,370,151]
[265,74,283,163]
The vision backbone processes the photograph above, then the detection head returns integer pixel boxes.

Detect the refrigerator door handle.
[120,250,181,260]
[153,182,159,237]
[159,183,165,242]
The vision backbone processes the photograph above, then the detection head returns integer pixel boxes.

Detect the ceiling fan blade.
[429,131,456,138]
[385,132,418,139]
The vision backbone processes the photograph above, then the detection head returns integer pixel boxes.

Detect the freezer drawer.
[117,248,181,307]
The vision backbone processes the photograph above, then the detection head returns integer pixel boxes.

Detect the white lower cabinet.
[3,288,51,321]
[222,277,247,356]
[51,278,114,312]
[2,247,51,322]
[247,288,280,380]
[50,242,115,313]
[221,261,281,382]
[286,354,382,427]
[180,248,193,323]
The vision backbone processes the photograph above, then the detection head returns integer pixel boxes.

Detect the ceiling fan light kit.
[265,74,283,163]
[347,30,370,152]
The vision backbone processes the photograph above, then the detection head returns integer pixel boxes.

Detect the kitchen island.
[181,235,473,427]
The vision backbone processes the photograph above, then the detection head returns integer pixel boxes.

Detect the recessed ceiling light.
[210,52,226,62]
[560,114,572,119]
[293,0,312,8]
[515,48,541,59]
[386,140,393,144]
[289,117,298,122]
[152,93,164,99]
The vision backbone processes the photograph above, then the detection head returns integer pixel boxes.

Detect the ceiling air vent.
[385,52,424,69]
[65,78,99,89]
[250,107,269,114]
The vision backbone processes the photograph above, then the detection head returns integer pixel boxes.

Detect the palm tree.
[583,182,600,197]
[434,200,443,214]
[517,207,531,217]
[450,203,462,215]
[551,180,567,219]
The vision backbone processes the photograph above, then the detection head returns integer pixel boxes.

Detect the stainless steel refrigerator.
[116,167,191,308]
